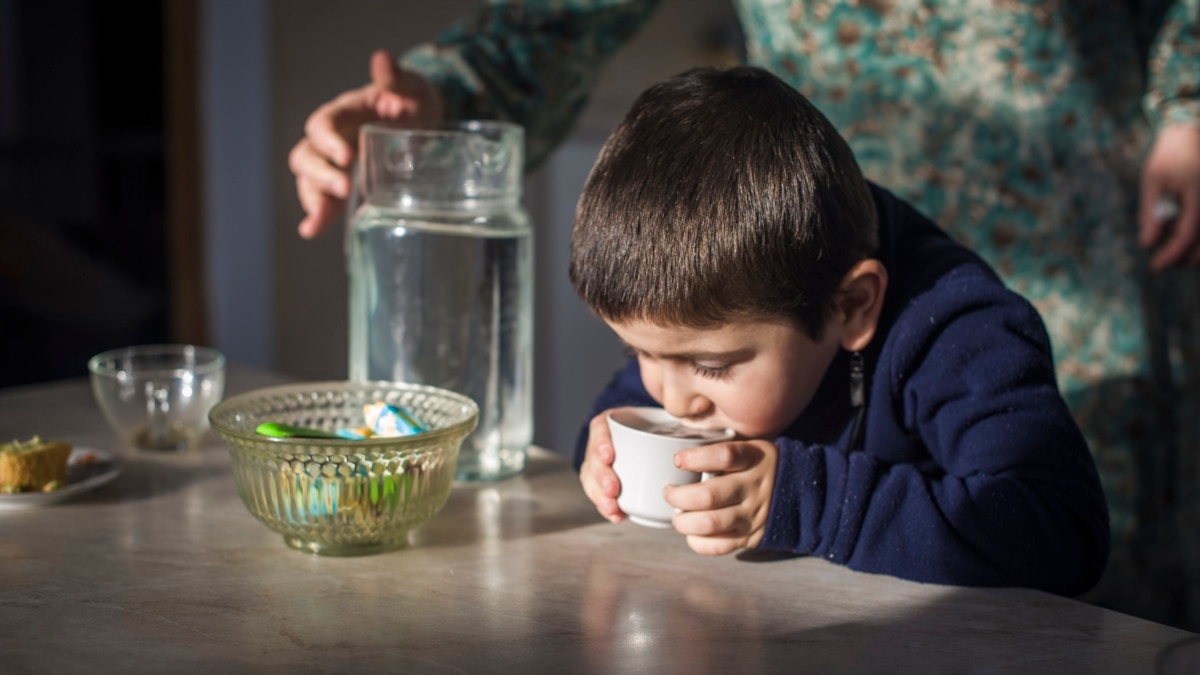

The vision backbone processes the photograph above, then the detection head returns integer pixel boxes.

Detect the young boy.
[569,66,1109,597]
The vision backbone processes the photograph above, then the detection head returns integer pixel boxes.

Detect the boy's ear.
[833,259,888,352]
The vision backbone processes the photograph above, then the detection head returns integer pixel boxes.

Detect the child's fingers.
[675,503,768,556]
[581,412,625,523]
[674,441,763,474]
[581,459,621,500]
[684,533,744,557]
[672,505,749,556]
[664,476,737,512]
[601,470,620,498]
[582,473,623,522]
[588,413,616,462]
[598,498,625,523]
[672,502,745,538]
[580,471,623,523]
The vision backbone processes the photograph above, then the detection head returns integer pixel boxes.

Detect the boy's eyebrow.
[618,339,752,361]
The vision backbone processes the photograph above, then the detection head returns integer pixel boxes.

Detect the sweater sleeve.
[1144,0,1200,130]
[398,0,663,170]
[760,273,1110,597]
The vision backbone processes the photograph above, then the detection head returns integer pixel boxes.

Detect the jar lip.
[364,194,523,211]
[361,120,523,139]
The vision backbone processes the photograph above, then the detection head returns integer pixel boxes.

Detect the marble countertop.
[1,365,1196,674]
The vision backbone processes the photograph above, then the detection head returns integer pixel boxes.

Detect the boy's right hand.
[579,411,625,523]
[288,49,446,240]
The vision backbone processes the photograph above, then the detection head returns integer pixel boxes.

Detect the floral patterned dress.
[400,0,1200,623]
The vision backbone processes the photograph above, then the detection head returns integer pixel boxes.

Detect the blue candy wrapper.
[363,402,427,437]
[335,427,373,440]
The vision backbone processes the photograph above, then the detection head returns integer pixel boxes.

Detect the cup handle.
[145,382,172,446]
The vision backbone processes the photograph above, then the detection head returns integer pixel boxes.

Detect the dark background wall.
[0,0,171,387]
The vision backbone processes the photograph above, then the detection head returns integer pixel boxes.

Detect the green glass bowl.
[208,381,478,556]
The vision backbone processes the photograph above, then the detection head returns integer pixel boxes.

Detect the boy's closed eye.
[691,362,732,380]
[621,342,741,381]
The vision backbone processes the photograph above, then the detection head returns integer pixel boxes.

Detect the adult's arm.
[400,0,663,170]
[1144,0,1200,130]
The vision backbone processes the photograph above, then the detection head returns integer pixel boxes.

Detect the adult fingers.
[302,90,371,170]
[302,51,402,167]
[1140,124,1200,270]
[369,49,399,89]
[1150,187,1200,270]
[295,175,345,240]
[291,138,350,238]
[302,84,404,169]
[364,48,446,129]
[289,138,353,200]
[1139,172,1167,250]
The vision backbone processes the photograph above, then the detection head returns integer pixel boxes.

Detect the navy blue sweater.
[573,184,1110,597]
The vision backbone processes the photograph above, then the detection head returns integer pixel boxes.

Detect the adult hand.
[665,439,777,556]
[579,410,626,523]
[288,49,446,239]
[1139,123,1200,270]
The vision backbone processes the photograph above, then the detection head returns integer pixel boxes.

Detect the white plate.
[0,447,121,511]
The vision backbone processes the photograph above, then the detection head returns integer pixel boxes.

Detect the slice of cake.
[0,436,73,493]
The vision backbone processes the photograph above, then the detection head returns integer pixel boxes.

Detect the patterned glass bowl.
[208,381,478,556]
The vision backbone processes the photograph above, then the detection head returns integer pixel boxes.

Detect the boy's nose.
[660,385,711,421]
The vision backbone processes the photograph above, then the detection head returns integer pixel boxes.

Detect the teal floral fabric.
[400,0,1200,621]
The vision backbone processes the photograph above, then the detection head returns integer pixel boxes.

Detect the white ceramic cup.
[606,407,736,528]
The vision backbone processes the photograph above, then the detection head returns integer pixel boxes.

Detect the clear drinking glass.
[346,122,533,482]
[88,344,226,452]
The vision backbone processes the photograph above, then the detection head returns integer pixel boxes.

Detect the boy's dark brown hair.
[569,66,879,338]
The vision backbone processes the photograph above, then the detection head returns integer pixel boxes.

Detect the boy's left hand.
[663,439,778,555]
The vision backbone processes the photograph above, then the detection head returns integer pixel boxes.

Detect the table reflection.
[579,547,766,673]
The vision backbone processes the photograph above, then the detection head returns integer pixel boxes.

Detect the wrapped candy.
[334,426,375,440]
[254,402,427,441]
[363,402,427,437]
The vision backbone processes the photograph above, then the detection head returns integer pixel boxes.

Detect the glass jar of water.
[347,122,532,482]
